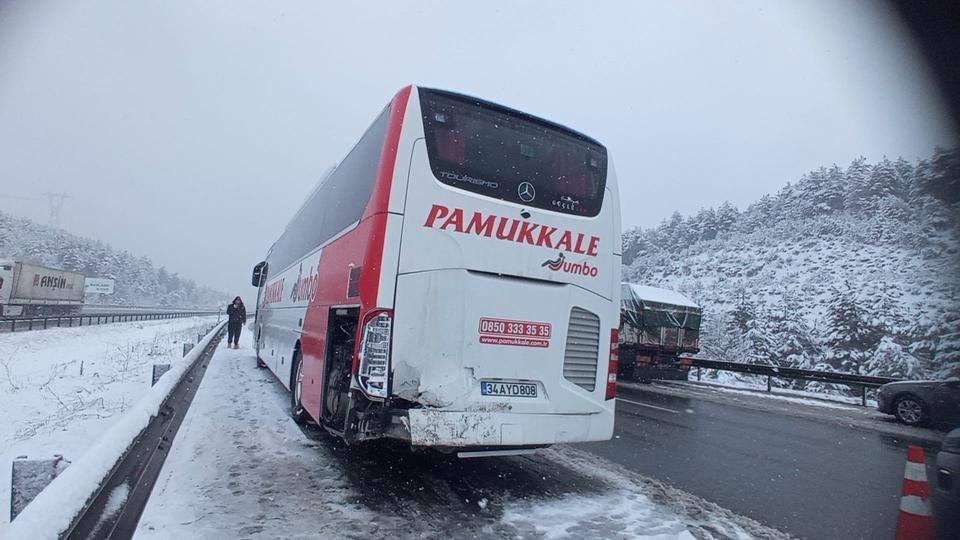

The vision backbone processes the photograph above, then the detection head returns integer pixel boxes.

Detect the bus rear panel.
[253,86,620,453]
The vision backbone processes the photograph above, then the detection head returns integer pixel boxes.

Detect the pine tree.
[701,310,749,361]
[869,282,906,336]
[929,315,960,379]
[825,283,877,373]
[657,211,685,246]
[865,158,900,205]
[769,291,819,371]
[863,336,920,378]
[744,301,774,366]
[715,201,739,233]
[845,156,873,214]
[689,207,718,242]
[729,290,756,336]
[621,228,643,265]
[915,147,960,204]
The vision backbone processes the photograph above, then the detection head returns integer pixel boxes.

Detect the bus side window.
[252,261,268,287]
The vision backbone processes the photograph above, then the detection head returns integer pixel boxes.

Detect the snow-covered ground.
[0,316,218,532]
[135,332,788,540]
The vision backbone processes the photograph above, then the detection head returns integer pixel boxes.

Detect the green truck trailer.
[619,283,701,381]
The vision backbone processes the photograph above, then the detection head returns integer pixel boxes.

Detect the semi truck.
[0,260,86,318]
[619,282,701,381]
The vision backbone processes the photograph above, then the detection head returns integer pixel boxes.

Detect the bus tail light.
[357,309,392,399]
[606,329,618,400]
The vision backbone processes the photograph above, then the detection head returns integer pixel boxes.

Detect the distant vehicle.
[252,86,620,455]
[935,428,960,536]
[876,378,960,427]
[618,283,701,381]
[0,260,85,318]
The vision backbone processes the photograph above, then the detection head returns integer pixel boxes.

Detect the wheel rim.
[897,399,922,423]
[294,360,304,411]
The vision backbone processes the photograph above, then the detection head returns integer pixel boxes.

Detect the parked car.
[876,378,960,428]
[934,428,960,538]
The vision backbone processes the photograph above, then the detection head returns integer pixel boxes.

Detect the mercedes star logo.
[518,182,536,202]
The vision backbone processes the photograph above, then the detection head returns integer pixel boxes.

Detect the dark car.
[876,378,960,428]
[934,428,960,537]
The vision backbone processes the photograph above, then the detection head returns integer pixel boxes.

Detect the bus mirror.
[252,261,267,287]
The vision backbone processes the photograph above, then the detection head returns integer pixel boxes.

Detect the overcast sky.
[0,0,955,301]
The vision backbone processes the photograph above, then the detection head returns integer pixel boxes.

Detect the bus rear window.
[420,89,607,217]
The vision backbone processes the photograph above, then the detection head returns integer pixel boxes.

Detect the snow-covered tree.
[928,315,960,379]
[915,147,960,204]
[845,156,873,214]
[769,291,819,371]
[863,336,921,379]
[620,148,959,385]
[824,284,877,373]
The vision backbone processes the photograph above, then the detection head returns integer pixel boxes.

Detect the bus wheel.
[256,355,266,369]
[290,351,309,425]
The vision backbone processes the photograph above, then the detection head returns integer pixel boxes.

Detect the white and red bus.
[251,86,621,456]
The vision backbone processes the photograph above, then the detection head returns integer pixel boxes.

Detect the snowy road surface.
[584,382,945,539]
[0,316,218,532]
[135,332,786,540]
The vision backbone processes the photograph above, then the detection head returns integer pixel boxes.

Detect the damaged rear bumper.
[398,408,614,448]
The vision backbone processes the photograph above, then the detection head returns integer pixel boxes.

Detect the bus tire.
[256,356,266,369]
[290,350,309,425]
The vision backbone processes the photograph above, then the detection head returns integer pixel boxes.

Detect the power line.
[42,192,70,229]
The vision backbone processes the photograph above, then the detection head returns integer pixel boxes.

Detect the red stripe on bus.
[354,85,411,373]
[299,86,412,419]
[358,85,412,312]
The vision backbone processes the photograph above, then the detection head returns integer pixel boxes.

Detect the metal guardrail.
[687,357,900,406]
[62,323,226,540]
[1,311,220,333]
[81,304,218,314]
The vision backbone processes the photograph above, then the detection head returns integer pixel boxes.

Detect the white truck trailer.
[0,260,85,318]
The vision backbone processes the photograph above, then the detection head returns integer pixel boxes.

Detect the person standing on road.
[226,296,246,349]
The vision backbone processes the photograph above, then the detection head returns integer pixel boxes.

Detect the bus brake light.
[357,310,392,399]
[606,329,618,400]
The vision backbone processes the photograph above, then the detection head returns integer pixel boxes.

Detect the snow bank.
[1,321,225,540]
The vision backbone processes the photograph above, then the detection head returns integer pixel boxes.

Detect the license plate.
[480,381,538,398]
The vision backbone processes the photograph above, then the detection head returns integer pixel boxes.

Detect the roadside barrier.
[895,445,934,540]
[1,310,219,333]
[687,357,899,406]
[4,322,226,539]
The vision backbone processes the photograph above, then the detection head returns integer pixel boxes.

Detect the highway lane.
[135,340,787,539]
[582,384,946,540]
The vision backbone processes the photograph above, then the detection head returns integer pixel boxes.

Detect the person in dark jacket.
[226,296,246,349]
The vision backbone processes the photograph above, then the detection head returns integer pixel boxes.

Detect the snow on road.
[135,331,393,539]
[136,332,787,539]
[0,316,217,531]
